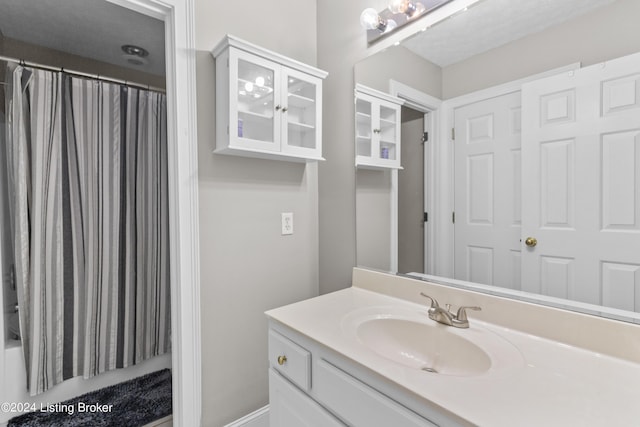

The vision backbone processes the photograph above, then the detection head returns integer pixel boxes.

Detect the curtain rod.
[0,55,165,94]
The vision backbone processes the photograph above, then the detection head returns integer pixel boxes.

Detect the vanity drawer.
[268,329,311,391]
[314,359,437,427]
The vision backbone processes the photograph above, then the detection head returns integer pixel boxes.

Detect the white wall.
[193,0,318,425]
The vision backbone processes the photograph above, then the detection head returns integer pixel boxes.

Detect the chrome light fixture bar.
[361,0,454,44]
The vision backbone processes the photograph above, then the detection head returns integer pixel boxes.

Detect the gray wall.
[354,46,442,98]
[193,0,318,425]
[398,107,424,274]
[317,0,407,295]
[356,169,392,271]
[0,36,165,88]
[443,0,640,98]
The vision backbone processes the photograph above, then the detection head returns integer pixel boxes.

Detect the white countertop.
[266,286,640,427]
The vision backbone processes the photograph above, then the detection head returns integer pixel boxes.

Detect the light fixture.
[360,8,397,33]
[360,0,454,43]
[388,0,425,18]
[121,44,150,66]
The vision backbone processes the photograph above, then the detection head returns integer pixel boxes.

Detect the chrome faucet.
[420,293,481,329]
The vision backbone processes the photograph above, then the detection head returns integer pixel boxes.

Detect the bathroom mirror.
[355,0,640,324]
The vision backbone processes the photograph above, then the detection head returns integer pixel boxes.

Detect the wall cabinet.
[212,35,328,162]
[268,322,444,427]
[355,84,404,170]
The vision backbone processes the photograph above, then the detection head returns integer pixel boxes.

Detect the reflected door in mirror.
[454,92,522,290]
[521,53,640,311]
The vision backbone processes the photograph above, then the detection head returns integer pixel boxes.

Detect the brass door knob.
[524,237,537,247]
[277,355,287,365]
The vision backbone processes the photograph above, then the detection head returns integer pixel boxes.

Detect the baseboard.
[223,405,269,427]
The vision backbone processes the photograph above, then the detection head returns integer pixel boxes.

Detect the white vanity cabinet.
[212,35,328,162]
[355,84,404,170]
[268,322,442,427]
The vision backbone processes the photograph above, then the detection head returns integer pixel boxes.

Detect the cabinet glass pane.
[286,76,317,149]
[237,59,275,142]
[356,98,372,157]
[379,105,397,161]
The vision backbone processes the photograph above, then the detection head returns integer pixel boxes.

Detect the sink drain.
[421,366,438,373]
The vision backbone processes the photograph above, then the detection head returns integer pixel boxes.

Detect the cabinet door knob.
[373,128,381,134]
[282,107,288,112]
[277,355,287,365]
[275,105,281,111]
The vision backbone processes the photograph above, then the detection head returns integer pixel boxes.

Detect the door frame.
[437,63,580,278]
[106,1,201,425]
[389,80,441,274]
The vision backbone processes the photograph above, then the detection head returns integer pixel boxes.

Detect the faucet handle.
[455,306,481,321]
[419,292,440,309]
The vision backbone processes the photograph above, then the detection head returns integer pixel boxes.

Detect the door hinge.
[422,132,429,143]
[451,128,455,141]
[423,212,428,222]
[227,125,229,135]
[227,58,229,67]
[452,211,455,223]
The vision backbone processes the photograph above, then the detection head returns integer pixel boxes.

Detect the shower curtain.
[4,64,171,395]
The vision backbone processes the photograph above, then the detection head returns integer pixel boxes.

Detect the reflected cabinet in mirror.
[354,0,640,323]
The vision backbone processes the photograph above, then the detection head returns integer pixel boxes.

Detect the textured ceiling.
[0,0,165,76]
[402,0,617,67]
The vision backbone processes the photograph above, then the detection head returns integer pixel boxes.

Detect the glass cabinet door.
[378,104,399,163]
[231,51,280,151]
[281,69,322,157]
[354,89,402,169]
[355,95,373,161]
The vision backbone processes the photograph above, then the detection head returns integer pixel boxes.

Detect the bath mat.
[8,369,172,427]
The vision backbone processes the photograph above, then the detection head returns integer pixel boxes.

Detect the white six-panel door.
[454,92,522,289]
[521,53,640,310]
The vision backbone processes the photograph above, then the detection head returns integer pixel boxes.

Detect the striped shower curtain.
[4,65,171,395]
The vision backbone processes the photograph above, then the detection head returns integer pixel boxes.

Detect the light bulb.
[384,19,398,33]
[244,81,254,92]
[255,76,265,87]
[388,0,409,14]
[360,8,382,30]
[389,0,425,17]
[412,2,425,17]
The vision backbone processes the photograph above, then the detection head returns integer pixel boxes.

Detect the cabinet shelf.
[238,109,274,121]
[288,93,315,108]
[288,120,315,130]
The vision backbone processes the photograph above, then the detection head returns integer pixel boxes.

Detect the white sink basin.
[357,318,491,375]
[343,306,525,377]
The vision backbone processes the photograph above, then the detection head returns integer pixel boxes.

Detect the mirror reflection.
[355,0,640,321]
